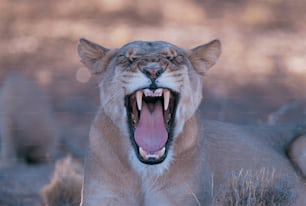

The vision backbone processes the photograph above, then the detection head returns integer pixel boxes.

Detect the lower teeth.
[139,147,166,160]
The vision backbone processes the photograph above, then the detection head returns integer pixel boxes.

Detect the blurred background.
[0,0,306,205]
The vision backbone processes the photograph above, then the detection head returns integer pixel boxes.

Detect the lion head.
[78,39,221,171]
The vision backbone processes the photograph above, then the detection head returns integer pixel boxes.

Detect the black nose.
[142,66,163,80]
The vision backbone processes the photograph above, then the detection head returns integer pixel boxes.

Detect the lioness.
[0,74,58,167]
[77,38,306,205]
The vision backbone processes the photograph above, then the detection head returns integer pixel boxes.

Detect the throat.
[147,101,160,113]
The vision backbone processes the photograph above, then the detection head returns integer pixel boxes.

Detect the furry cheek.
[121,72,151,94]
[99,84,129,135]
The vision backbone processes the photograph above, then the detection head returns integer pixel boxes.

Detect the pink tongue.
[134,101,168,152]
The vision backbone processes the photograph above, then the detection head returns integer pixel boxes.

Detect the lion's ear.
[77,38,113,74]
[189,39,221,75]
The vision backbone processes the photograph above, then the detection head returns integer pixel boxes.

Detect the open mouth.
[125,88,178,164]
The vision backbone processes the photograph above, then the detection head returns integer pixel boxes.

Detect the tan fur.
[289,135,306,178]
[41,155,83,206]
[0,74,58,167]
[77,39,306,205]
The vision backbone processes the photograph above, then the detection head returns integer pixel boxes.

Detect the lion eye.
[165,55,184,65]
[164,55,171,60]
[117,55,138,65]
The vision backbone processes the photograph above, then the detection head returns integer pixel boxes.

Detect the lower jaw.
[136,147,168,165]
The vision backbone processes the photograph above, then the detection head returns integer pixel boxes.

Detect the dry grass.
[41,156,83,206]
[213,168,296,206]
[40,166,297,206]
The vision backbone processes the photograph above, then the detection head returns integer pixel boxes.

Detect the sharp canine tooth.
[136,90,143,110]
[157,147,166,158]
[139,147,148,159]
[163,89,170,110]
